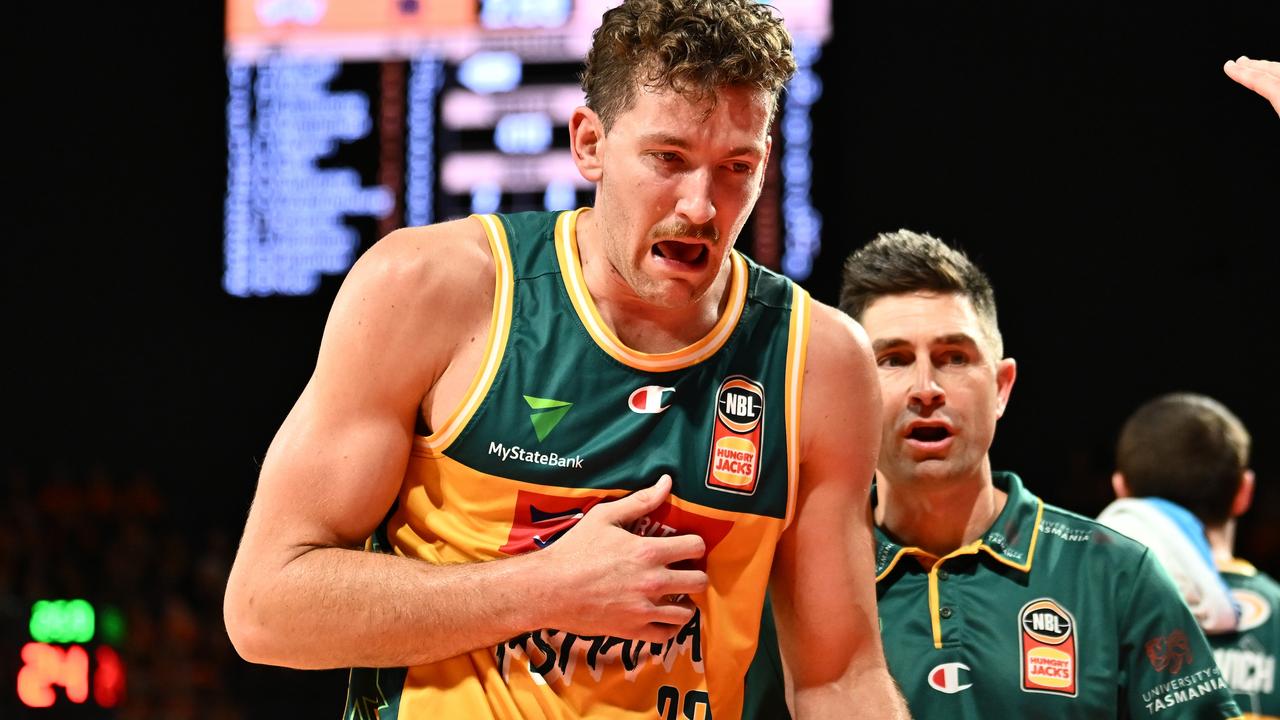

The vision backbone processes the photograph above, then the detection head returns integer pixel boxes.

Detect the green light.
[29,599,96,643]
[98,605,126,646]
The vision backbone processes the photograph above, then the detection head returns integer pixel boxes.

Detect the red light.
[94,646,126,708]
[17,642,89,707]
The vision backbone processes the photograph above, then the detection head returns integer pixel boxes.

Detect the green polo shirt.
[1211,559,1280,718]
[743,472,1243,719]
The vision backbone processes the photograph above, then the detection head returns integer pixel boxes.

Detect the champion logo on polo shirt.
[1019,598,1079,697]
[927,662,973,694]
[628,385,675,414]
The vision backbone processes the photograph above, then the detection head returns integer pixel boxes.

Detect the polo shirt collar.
[873,471,1044,581]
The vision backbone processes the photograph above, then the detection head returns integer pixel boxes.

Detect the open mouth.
[652,240,709,267]
[907,426,951,443]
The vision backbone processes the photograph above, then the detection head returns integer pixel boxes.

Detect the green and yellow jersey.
[344,209,812,719]
[1212,559,1280,719]
[744,472,1243,719]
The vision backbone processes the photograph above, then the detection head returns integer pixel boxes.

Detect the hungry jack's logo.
[705,376,765,495]
[1019,598,1078,697]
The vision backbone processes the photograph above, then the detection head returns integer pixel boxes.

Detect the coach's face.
[860,291,1016,487]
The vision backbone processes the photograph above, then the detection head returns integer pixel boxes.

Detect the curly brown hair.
[581,0,796,132]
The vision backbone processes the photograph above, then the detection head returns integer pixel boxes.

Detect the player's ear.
[570,106,604,182]
[1231,469,1255,518]
[1111,472,1133,499]
[994,357,1017,419]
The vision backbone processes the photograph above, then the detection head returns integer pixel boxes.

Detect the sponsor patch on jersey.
[1145,629,1193,675]
[628,385,675,414]
[1232,588,1272,633]
[500,490,602,555]
[499,490,735,567]
[1020,598,1078,696]
[705,376,766,495]
[927,662,973,694]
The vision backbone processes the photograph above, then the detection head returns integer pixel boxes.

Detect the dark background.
[7,0,1278,717]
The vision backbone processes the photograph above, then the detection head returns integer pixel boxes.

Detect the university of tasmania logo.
[1019,598,1078,697]
[704,375,765,495]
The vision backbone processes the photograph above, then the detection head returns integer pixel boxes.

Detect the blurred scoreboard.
[224,0,830,296]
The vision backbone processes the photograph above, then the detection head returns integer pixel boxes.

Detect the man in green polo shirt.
[743,230,1243,718]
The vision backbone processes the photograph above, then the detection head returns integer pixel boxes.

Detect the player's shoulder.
[335,216,494,315]
[804,297,874,370]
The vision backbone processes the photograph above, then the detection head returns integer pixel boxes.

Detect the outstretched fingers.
[1224,56,1280,116]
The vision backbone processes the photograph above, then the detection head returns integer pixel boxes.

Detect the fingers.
[624,601,699,643]
[1224,56,1280,115]
[1235,57,1280,75]
[643,533,708,566]
[657,567,710,597]
[591,474,672,525]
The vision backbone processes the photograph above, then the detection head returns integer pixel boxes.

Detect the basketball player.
[1106,393,1278,717]
[223,1,908,717]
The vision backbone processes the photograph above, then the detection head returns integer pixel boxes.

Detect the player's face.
[860,292,1016,486]
[584,84,772,308]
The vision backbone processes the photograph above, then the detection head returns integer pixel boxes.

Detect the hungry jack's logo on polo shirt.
[1020,598,1078,697]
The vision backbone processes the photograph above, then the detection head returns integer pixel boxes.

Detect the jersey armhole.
[782,284,811,531]
[415,214,515,456]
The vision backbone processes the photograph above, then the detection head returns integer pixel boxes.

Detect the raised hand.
[537,474,709,643]
[1224,56,1280,117]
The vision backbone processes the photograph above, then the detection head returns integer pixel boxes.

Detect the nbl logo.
[705,376,766,495]
[1019,598,1078,697]
[717,378,764,432]
[1023,604,1072,644]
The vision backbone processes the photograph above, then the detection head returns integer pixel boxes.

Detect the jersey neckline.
[554,208,747,372]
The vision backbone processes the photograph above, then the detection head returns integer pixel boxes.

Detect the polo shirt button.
[937,570,950,581]
[939,607,954,619]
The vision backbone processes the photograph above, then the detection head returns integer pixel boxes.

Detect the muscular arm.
[224,220,704,669]
[771,302,910,718]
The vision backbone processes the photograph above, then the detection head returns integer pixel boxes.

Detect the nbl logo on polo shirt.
[704,376,765,495]
[1019,598,1078,697]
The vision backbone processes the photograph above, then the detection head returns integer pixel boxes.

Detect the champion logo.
[928,662,973,694]
[628,385,675,414]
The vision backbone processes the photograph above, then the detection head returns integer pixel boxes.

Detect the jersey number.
[657,685,711,720]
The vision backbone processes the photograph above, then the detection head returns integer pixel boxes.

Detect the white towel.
[1097,497,1240,635]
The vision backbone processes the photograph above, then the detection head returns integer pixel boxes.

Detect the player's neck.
[875,462,1007,559]
[1204,520,1237,566]
[575,209,732,353]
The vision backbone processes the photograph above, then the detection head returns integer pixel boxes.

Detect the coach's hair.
[839,230,1004,358]
[1116,393,1252,526]
[581,0,796,132]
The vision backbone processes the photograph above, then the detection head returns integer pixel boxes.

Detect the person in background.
[745,229,1243,719]
[1103,393,1278,717]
